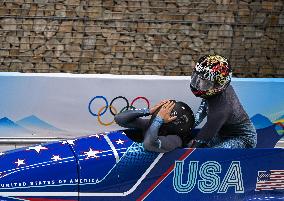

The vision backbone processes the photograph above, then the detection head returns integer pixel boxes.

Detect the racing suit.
[193,85,257,148]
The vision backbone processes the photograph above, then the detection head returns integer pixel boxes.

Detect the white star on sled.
[84,148,100,159]
[115,139,125,145]
[15,159,25,167]
[27,145,48,153]
[62,140,76,145]
[91,134,102,139]
[51,155,62,161]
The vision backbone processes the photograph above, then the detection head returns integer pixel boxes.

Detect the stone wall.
[0,0,283,77]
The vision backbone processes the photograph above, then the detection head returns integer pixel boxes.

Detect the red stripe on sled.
[137,148,195,201]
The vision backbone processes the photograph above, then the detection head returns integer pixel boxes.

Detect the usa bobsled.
[0,130,283,201]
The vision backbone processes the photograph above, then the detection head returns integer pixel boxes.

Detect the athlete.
[114,100,195,153]
[190,54,257,148]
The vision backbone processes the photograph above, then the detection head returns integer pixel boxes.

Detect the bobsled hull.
[0,130,283,201]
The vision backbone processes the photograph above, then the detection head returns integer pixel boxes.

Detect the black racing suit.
[193,85,257,148]
[114,109,184,153]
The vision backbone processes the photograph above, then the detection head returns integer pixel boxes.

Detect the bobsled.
[0,129,283,201]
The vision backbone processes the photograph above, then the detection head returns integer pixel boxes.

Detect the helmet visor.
[190,72,214,91]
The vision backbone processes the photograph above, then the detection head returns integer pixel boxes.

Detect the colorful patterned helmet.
[190,55,232,98]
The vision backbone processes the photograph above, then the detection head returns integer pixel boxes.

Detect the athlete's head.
[190,54,232,98]
[149,100,195,143]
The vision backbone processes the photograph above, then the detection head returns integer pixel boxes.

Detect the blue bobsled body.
[0,130,283,201]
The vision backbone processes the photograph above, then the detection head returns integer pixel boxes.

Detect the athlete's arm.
[114,108,150,130]
[195,109,229,143]
[194,99,208,127]
[143,116,182,153]
[114,100,169,130]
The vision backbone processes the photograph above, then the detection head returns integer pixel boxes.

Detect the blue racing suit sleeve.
[143,116,182,153]
[194,99,208,127]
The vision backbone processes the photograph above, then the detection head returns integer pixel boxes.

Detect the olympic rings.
[97,105,117,126]
[130,96,150,109]
[109,96,129,116]
[88,95,150,126]
[119,106,131,114]
[88,96,108,117]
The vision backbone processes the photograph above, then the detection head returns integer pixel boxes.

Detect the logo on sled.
[173,161,244,194]
[255,170,284,191]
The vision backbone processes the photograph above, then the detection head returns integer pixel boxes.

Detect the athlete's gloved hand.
[150,100,169,114]
[157,101,177,123]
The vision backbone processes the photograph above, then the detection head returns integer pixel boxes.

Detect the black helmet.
[149,100,195,145]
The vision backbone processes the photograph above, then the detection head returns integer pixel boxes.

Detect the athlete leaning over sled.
[114,100,196,153]
[190,55,257,148]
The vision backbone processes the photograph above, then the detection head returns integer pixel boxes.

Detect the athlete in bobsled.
[114,100,195,152]
[190,54,257,148]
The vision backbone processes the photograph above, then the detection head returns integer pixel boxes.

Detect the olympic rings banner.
[88,96,151,126]
[0,73,283,142]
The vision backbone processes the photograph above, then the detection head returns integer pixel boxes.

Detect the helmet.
[149,100,195,145]
[190,55,232,98]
